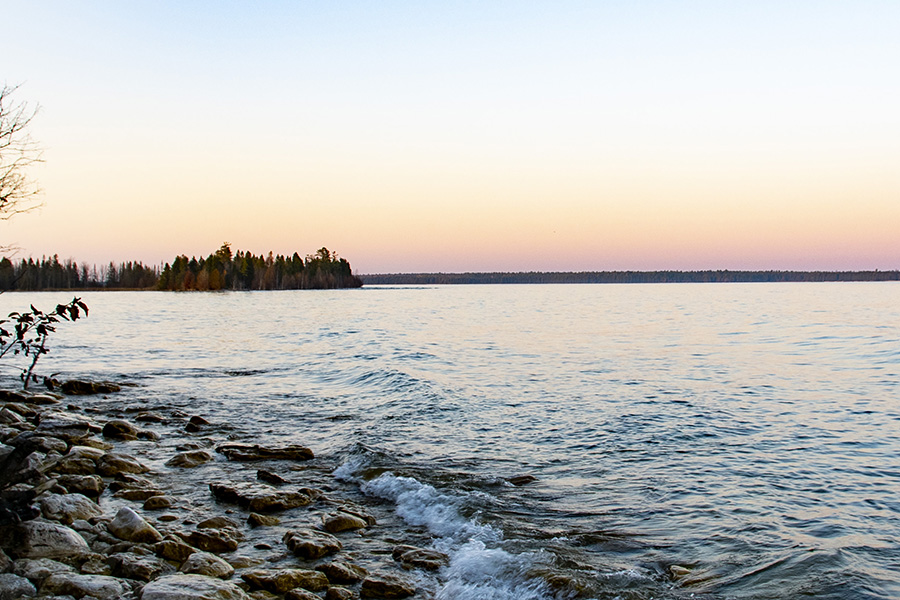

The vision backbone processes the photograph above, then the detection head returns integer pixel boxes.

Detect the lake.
[2,283,898,599]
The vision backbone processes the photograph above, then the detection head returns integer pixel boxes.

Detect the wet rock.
[0,390,28,402]
[315,561,367,584]
[109,473,155,491]
[166,450,213,468]
[391,545,449,571]
[283,529,342,560]
[80,553,113,575]
[255,470,286,485]
[136,412,166,423]
[142,573,251,600]
[209,482,318,512]
[35,413,100,443]
[108,507,163,544]
[102,419,141,440]
[189,416,210,426]
[7,432,68,454]
[12,557,76,582]
[324,587,355,600]
[360,573,415,599]
[247,513,279,528]
[39,572,126,599]
[60,380,121,395]
[323,512,368,534]
[115,487,164,501]
[197,516,239,530]
[107,551,174,581]
[0,548,9,571]
[96,452,150,476]
[179,529,240,554]
[241,569,329,593]
[155,539,198,563]
[506,474,538,486]
[0,573,37,599]
[285,589,321,600]
[216,443,314,462]
[56,474,105,498]
[669,564,691,578]
[0,520,89,559]
[158,514,180,522]
[29,394,63,406]
[144,495,176,510]
[180,551,235,579]
[40,493,103,525]
[0,408,25,424]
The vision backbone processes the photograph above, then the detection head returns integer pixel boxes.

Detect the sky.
[1,1,898,273]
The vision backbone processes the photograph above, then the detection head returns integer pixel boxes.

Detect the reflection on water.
[2,284,898,599]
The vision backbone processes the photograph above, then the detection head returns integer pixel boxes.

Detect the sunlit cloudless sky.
[2,1,898,272]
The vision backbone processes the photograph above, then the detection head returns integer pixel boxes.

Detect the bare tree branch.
[0,84,43,221]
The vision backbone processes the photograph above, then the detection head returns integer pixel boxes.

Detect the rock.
[136,412,166,423]
[180,551,234,579]
[35,412,100,443]
[285,589,321,600]
[334,505,375,526]
[12,557,76,582]
[189,416,210,426]
[158,514,179,522]
[115,487,164,501]
[216,443,314,462]
[0,520,89,559]
[141,573,250,600]
[179,530,240,554]
[322,512,368,534]
[196,516,239,530]
[166,450,213,468]
[102,419,141,440]
[283,529,341,560]
[256,470,286,485]
[209,482,318,513]
[56,474,106,498]
[0,573,37,599]
[97,452,150,476]
[107,551,174,581]
[0,408,25,424]
[241,569,329,593]
[247,513,279,528]
[7,432,68,454]
[144,495,176,510]
[185,422,203,433]
[0,548,9,571]
[155,539,197,563]
[315,561,367,584]
[108,506,163,544]
[80,553,113,575]
[40,492,103,525]
[108,473,155,491]
[391,545,448,571]
[39,572,126,599]
[506,474,538,486]
[669,564,691,578]
[29,394,63,405]
[60,380,121,395]
[360,573,415,599]
[325,587,355,600]
[0,390,28,402]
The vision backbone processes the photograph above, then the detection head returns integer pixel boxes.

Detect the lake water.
[2,284,898,599]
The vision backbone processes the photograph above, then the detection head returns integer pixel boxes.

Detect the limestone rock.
[315,560,367,584]
[392,545,449,571]
[322,512,368,534]
[0,407,25,424]
[108,506,163,544]
[12,557,76,582]
[80,553,114,575]
[179,529,240,554]
[40,492,102,525]
[283,529,341,560]
[216,443,313,462]
[197,516,239,530]
[102,419,141,440]
[35,412,101,443]
[115,487,164,501]
[209,482,318,513]
[325,588,355,600]
[144,495,176,510]
[0,548,10,572]
[180,551,235,579]
[107,551,174,581]
[0,573,37,599]
[60,380,121,395]
[506,474,538,486]
[255,469,286,485]
[56,474,106,498]
[97,452,150,476]
[155,539,198,563]
[136,412,167,423]
[0,520,89,559]
[39,572,126,599]
[241,569,329,593]
[360,573,415,599]
[285,588,321,600]
[247,513,279,528]
[166,450,213,468]
[141,573,250,600]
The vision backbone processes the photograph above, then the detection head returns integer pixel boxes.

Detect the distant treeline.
[362,270,900,285]
[0,244,363,291]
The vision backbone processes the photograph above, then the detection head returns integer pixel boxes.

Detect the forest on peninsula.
[0,244,363,291]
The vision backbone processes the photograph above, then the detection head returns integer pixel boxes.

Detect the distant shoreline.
[361,270,900,285]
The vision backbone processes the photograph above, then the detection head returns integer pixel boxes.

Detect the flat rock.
[360,573,416,599]
[141,573,250,600]
[0,572,36,599]
[40,492,103,525]
[241,569,329,593]
[115,487,164,501]
[180,551,235,579]
[392,545,449,571]
[35,413,101,443]
[197,516,239,530]
[109,506,163,544]
[216,443,313,462]
[506,474,538,486]
[145,495,176,510]
[12,556,76,581]
[247,513,279,528]
[285,589,321,600]
[256,469,287,485]
[325,587,355,600]
[56,474,106,498]
[155,539,198,563]
[39,572,127,600]
[108,551,174,581]
[283,529,341,560]
[322,512,368,534]
[209,482,318,513]
[166,450,213,468]
[179,529,240,554]
[97,452,150,476]
[103,419,141,440]
[60,380,122,395]
[315,560,367,584]
[0,520,89,560]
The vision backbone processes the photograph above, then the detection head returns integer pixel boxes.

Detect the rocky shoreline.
[0,381,451,600]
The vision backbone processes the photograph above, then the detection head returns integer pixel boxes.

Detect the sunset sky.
[2,1,898,273]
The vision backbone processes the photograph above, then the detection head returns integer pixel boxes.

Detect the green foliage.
[0,297,87,389]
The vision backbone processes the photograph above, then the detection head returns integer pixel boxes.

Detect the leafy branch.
[0,297,88,389]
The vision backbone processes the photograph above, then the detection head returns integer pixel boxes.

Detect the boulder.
[196,516,239,530]
[325,587,355,600]
[506,474,538,486]
[141,573,250,600]
[241,569,329,593]
[247,513,279,528]
[179,529,240,554]
[315,560,367,584]
[56,474,106,498]
[283,529,341,560]
[40,492,103,525]
[392,545,449,571]
[0,408,25,424]
[102,419,141,440]
[108,506,162,544]
[166,450,213,468]
[155,539,198,563]
[216,443,314,462]
[0,520,89,559]
[285,589,321,600]
[35,413,100,443]
[80,553,113,575]
[12,556,75,582]
[107,551,174,581]
[6,432,68,454]
[60,380,121,395]
[144,495,176,510]
[0,573,36,599]
[360,573,415,599]
[322,512,368,534]
[97,452,150,476]
[39,572,126,599]
[115,487,164,501]
[209,482,318,513]
[180,551,234,579]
